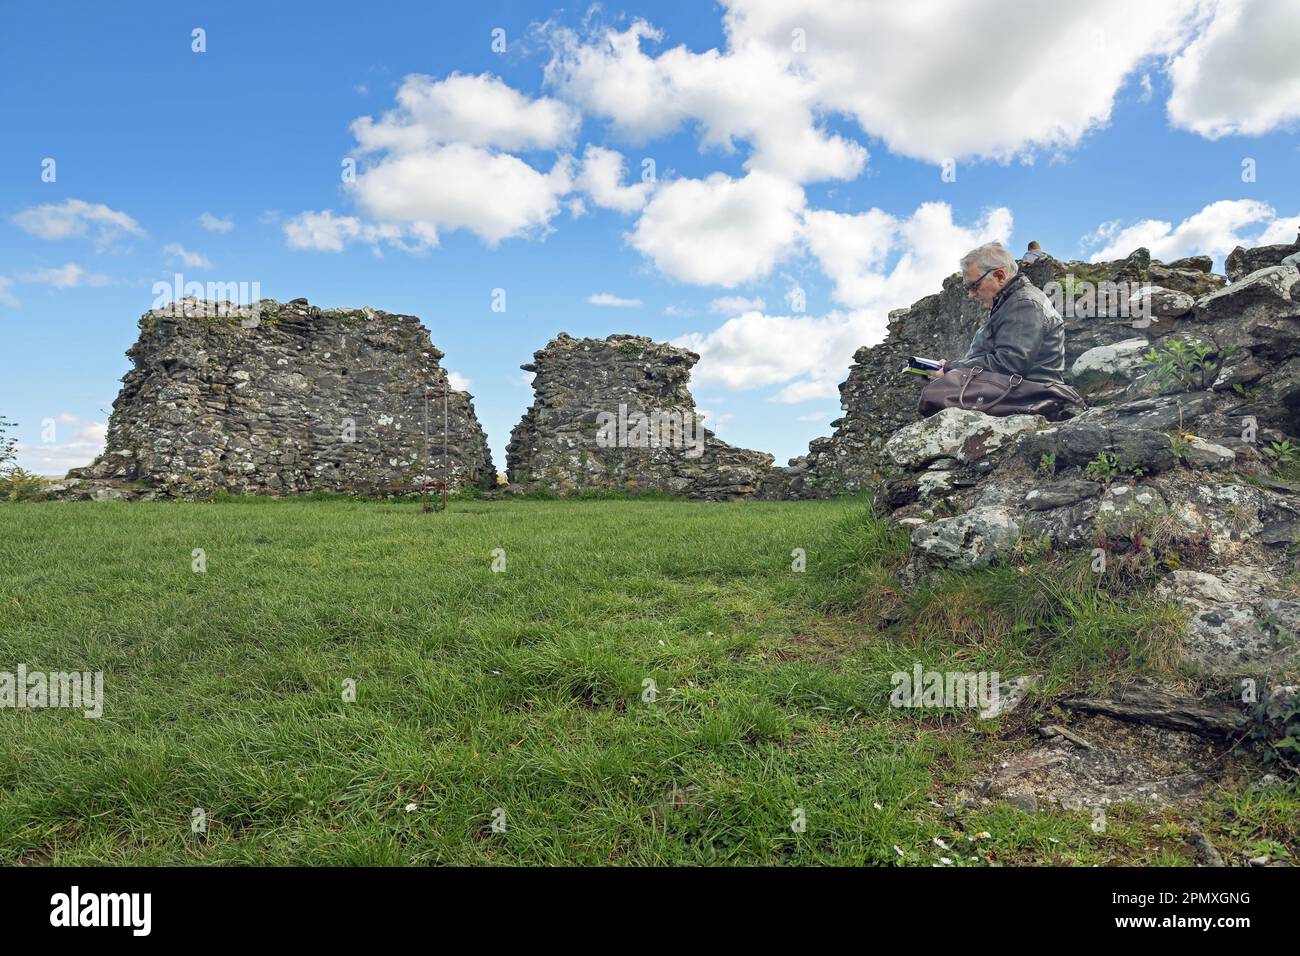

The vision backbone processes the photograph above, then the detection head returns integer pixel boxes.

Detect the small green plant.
[1232,382,1263,401]
[1037,451,1056,477]
[1268,440,1300,465]
[0,467,46,501]
[1242,685,1300,776]
[1084,451,1121,482]
[1139,339,1235,392]
[1264,440,1300,483]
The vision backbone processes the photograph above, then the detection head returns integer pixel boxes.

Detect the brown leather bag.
[919,366,1085,420]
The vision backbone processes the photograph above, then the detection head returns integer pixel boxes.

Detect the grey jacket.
[949,273,1066,384]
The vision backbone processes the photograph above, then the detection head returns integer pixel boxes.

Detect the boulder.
[1181,437,1236,471]
[1069,338,1149,390]
[1024,479,1102,511]
[884,407,1046,470]
[1194,265,1300,327]
[1225,233,1300,280]
[1020,420,1179,475]
[1128,287,1194,321]
[910,506,1020,570]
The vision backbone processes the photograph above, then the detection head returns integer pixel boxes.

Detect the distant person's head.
[960,242,1018,307]
[1027,241,1041,251]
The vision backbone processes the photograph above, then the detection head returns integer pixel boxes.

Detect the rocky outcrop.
[760,249,1231,498]
[505,333,773,499]
[1225,229,1300,280]
[872,243,1300,684]
[66,298,494,499]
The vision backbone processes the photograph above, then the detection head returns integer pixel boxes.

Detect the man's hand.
[927,360,947,379]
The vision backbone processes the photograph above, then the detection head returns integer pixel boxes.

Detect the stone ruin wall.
[69,298,495,498]
[60,231,1300,503]
[761,233,1300,499]
[505,333,773,499]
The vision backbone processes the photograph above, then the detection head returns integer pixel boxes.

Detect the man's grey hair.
[960,241,1018,279]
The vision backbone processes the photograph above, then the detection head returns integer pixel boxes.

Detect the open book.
[903,356,944,377]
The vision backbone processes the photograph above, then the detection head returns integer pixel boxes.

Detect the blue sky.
[3,0,1298,474]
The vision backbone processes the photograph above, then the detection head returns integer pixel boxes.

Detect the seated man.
[932,241,1066,385]
[1021,240,1049,262]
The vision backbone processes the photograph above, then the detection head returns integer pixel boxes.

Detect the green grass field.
[0,497,1294,865]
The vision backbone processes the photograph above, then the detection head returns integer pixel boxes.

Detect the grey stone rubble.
[758,247,1232,499]
[504,333,773,499]
[60,298,495,500]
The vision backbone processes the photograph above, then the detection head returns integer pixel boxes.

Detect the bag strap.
[957,366,1023,410]
[956,367,980,408]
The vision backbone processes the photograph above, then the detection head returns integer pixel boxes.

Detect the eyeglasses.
[964,267,997,293]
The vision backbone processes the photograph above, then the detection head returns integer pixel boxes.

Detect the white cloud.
[11,198,145,248]
[588,292,643,308]
[351,143,573,247]
[576,145,652,213]
[1256,215,1300,246]
[18,263,112,288]
[676,308,876,399]
[721,0,1204,163]
[1167,0,1300,138]
[288,73,579,252]
[710,295,766,314]
[14,418,107,475]
[678,201,1012,401]
[447,371,472,391]
[545,19,867,183]
[1084,199,1284,262]
[283,210,417,253]
[352,72,579,153]
[628,170,804,286]
[163,243,212,269]
[545,2,1203,173]
[0,276,18,308]
[199,212,235,233]
[805,202,1013,310]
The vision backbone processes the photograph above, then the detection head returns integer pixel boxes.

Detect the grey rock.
[1181,437,1236,471]
[1069,338,1150,390]
[1024,479,1102,511]
[911,506,1020,570]
[1225,232,1300,280]
[883,407,1046,470]
[1004,793,1038,813]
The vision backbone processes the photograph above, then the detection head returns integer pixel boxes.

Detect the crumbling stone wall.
[505,333,773,499]
[760,249,1232,498]
[69,298,494,498]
